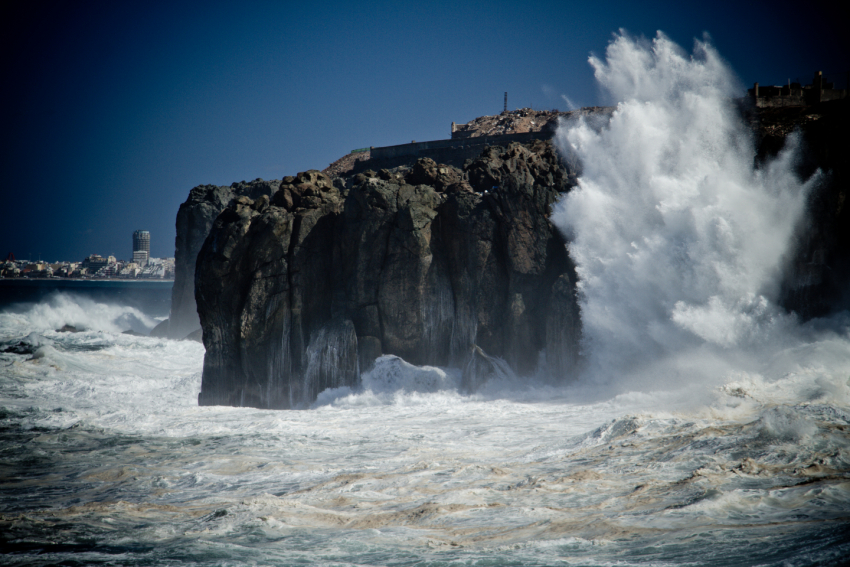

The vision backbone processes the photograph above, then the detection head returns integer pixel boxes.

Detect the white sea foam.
[552,31,821,393]
[0,291,160,335]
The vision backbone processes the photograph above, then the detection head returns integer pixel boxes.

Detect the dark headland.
[155,94,849,410]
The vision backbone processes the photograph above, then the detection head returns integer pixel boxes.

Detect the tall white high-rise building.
[133,230,150,267]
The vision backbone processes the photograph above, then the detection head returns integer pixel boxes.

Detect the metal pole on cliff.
[504,92,507,113]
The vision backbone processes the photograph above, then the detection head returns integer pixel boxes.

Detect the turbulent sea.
[3,33,850,566]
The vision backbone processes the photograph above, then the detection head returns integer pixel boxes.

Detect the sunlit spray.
[553,31,818,390]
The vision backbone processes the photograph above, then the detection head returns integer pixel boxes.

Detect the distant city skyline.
[4,229,162,265]
[2,0,844,261]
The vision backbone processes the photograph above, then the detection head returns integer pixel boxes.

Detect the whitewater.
[2,33,849,566]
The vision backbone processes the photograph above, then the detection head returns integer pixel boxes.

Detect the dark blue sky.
[2,0,844,261]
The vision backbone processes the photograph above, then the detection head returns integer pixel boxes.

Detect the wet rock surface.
[763,100,850,318]
[195,142,581,408]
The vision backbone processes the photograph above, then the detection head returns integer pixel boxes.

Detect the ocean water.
[2,297,849,566]
[0,280,173,332]
[3,33,850,566]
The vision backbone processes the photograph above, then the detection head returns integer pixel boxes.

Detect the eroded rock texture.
[195,142,581,408]
[169,179,280,339]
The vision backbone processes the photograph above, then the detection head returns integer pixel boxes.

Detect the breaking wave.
[552,31,826,393]
[0,291,160,335]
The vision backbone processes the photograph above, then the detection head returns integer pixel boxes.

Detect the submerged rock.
[2,342,36,355]
[56,324,81,333]
[183,328,203,343]
[3,333,54,355]
[148,319,169,338]
[195,142,583,408]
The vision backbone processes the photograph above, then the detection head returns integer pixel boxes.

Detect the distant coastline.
[0,278,173,284]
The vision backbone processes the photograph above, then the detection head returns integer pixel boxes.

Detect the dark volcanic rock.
[545,273,582,380]
[404,158,463,191]
[195,144,582,409]
[169,179,280,340]
[184,101,849,410]
[196,171,351,408]
[183,328,203,343]
[460,345,515,394]
[764,100,850,318]
[2,342,37,355]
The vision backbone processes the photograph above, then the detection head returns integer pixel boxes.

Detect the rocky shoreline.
[195,140,580,408]
[162,100,848,409]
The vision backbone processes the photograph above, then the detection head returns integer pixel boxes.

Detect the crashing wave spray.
[553,32,817,387]
[0,292,160,335]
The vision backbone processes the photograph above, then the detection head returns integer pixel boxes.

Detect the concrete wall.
[755,94,807,108]
[357,107,612,173]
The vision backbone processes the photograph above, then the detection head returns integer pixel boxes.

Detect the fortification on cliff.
[325,107,614,176]
[748,71,847,108]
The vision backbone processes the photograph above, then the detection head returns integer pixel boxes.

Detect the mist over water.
[553,31,821,391]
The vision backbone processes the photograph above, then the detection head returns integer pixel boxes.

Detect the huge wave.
[552,32,845,399]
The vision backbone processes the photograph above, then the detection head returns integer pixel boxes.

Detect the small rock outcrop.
[195,142,582,408]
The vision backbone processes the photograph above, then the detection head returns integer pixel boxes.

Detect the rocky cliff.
[195,141,580,408]
[166,179,281,340]
[172,99,848,409]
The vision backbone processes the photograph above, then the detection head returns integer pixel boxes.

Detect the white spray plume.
[552,31,816,388]
[561,94,578,110]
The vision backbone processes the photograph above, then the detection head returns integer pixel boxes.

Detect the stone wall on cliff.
[195,141,581,409]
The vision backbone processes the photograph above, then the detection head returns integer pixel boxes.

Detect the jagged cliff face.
[195,141,581,408]
[168,179,281,340]
[177,100,848,409]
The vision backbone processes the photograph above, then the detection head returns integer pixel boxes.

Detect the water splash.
[553,31,817,387]
[0,291,160,335]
